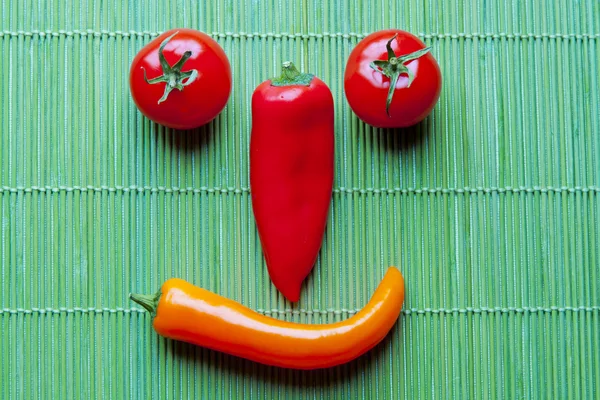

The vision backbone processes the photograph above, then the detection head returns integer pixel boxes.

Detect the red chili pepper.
[250,62,335,302]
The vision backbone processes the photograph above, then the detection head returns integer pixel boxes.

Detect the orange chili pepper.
[130,267,405,370]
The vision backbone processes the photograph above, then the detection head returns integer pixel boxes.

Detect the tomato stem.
[271,61,314,86]
[369,34,431,117]
[130,291,161,316]
[142,31,199,104]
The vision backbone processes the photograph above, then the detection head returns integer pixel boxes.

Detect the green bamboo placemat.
[1,0,599,398]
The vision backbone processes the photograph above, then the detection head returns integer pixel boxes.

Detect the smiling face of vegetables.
[129,28,232,130]
[344,29,442,128]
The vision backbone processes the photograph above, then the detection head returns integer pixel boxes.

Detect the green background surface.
[1,1,599,398]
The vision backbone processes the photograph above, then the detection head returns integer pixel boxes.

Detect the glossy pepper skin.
[130,267,404,370]
[250,62,335,302]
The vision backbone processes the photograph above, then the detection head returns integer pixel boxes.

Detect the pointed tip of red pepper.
[279,284,301,303]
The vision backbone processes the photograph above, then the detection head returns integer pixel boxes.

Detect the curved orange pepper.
[130,267,404,370]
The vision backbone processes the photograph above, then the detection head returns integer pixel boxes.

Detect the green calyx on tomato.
[270,61,314,87]
[369,34,431,117]
[142,31,199,104]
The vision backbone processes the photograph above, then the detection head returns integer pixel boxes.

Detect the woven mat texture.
[1,1,599,399]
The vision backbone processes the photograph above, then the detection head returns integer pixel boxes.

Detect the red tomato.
[129,28,231,130]
[344,29,442,128]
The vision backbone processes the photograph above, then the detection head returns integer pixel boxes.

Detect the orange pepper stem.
[130,291,161,316]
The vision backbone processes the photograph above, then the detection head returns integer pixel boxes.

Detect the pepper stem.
[270,61,314,86]
[130,291,161,316]
[369,34,432,117]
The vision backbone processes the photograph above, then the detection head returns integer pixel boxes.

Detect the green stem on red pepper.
[270,61,314,87]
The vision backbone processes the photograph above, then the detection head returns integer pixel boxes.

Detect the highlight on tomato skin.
[129,28,232,130]
[130,266,405,370]
[344,29,442,129]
